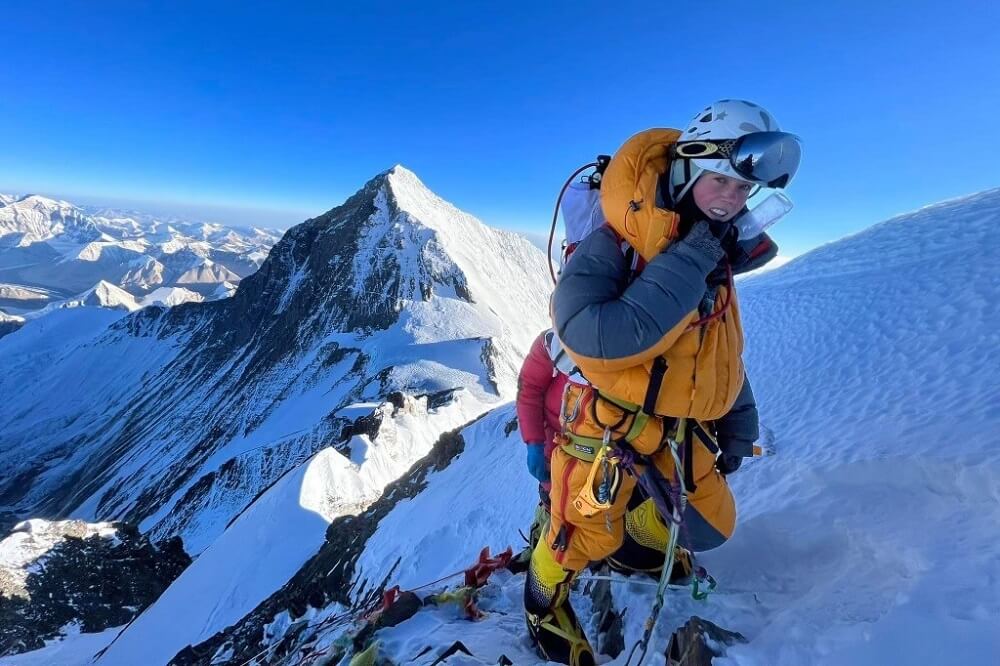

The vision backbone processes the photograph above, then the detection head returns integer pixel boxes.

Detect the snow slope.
[261,187,1000,665]
[94,392,497,666]
[0,167,548,560]
[0,625,122,666]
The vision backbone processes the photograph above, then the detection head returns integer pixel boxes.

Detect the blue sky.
[2,1,997,255]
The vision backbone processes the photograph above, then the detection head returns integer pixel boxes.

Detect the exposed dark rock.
[340,409,385,443]
[386,391,406,411]
[0,512,18,541]
[0,318,22,340]
[665,616,747,665]
[479,337,500,395]
[0,521,191,656]
[420,387,461,411]
[585,570,626,658]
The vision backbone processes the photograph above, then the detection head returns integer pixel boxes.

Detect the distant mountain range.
[0,193,284,331]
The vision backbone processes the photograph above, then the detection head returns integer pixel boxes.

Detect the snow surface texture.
[295,188,1000,664]
[0,624,122,666]
[0,193,281,316]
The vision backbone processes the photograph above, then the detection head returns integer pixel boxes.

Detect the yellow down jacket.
[552,128,745,421]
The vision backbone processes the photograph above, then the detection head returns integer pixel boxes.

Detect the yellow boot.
[523,540,595,666]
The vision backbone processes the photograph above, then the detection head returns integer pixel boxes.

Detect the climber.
[511,328,568,570]
[523,99,801,664]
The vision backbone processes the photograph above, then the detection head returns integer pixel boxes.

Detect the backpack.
[546,155,609,283]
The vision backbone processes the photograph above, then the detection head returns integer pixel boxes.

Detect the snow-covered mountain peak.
[0,192,282,319]
[139,285,204,308]
[26,281,142,317]
[364,165,551,356]
[81,281,141,310]
[382,165,480,234]
[16,193,68,208]
[0,193,99,245]
[0,167,551,583]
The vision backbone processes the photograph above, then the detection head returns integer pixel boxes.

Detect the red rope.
[686,262,734,331]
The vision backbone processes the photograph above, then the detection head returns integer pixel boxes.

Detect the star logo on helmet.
[716,110,728,120]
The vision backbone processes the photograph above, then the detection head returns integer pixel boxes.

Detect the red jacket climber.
[515,329,568,492]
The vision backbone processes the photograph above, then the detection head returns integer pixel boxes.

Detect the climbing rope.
[238,547,513,666]
[623,430,688,666]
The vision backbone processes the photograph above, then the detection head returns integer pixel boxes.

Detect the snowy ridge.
[92,391,496,666]
[0,308,25,323]
[0,166,549,566]
[139,286,204,308]
[28,281,142,317]
[0,195,100,246]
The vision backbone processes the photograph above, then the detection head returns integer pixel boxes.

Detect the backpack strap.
[642,357,668,416]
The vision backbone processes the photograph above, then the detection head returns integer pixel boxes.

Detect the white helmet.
[668,99,785,206]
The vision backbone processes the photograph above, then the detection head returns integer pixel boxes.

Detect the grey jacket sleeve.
[713,374,759,458]
[552,225,724,366]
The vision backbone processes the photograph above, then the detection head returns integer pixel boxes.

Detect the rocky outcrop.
[0,519,191,656]
[665,616,747,665]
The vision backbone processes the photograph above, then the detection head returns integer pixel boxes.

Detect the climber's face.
[692,172,754,222]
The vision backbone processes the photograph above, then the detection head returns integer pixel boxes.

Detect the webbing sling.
[642,356,668,415]
[683,427,697,493]
[561,392,651,462]
[688,420,720,455]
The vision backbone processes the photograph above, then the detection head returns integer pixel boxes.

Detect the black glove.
[682,221,726,264]
[716,453,743,476]
[706,218,736,242]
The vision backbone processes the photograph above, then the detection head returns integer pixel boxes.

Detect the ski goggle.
[673,131,802,189]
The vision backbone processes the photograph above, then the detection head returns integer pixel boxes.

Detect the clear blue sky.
[2,1,998,255]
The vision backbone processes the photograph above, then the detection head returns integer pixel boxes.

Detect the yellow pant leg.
[650,432,736,551]
[545,447,637,572]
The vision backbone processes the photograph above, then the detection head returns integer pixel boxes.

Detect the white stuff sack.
[560,181,605,248]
